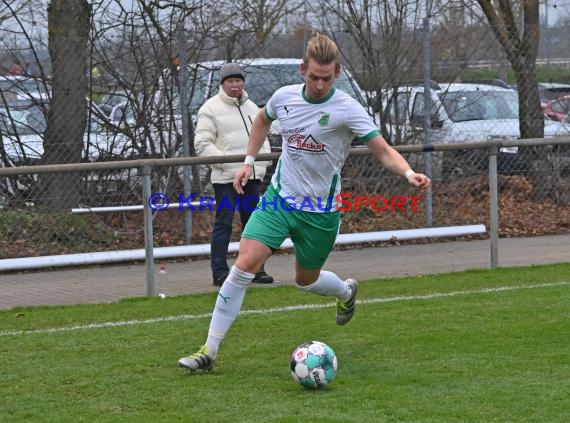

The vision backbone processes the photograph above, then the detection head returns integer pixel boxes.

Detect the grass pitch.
[1,263,569,422]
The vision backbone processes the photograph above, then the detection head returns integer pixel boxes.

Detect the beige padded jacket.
[194,87,271,184]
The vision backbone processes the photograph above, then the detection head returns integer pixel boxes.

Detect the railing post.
[488,143,499,268]
[142,165,156,296]
[422,1,433,228]
[177,24,193,244]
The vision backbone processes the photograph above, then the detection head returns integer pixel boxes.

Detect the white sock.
[296,270,351,300]
[205,265,254,359]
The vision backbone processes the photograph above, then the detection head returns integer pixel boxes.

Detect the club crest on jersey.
[286,134,325,152]
[318,112,330,126]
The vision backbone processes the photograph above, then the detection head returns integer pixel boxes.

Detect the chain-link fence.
[2,2,570,171]
[1,2,570,265]
[0,140,569,266]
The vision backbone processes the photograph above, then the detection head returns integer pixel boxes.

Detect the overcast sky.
[541,0,570,25]
[3,0,570,37]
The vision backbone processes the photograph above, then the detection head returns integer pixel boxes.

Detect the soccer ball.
[290,341,338,389]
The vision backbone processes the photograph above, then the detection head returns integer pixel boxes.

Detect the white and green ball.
[290,341,338,389]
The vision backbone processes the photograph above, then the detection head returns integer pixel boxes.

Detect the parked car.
[0,100,45,164]
[0,75,50,104]
[543,94,570,122]
[538,82,570,108]
[0,99,138,206]
[96,87,133,118]
[0,101,136,163]
[382,82,570,177]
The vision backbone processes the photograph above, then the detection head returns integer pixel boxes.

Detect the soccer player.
[178,33,431,372]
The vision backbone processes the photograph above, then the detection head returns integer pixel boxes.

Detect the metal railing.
[1,137,569,295]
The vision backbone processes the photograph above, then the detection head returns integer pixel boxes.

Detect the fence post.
[422,0,433,228]
[142,165,156,296]
[177,24,193,244]
[488,143,499,268]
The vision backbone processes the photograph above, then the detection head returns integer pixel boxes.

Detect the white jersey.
[265,84,380,212]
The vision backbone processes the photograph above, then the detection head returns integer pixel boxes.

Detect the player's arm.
[246,108,272,156]
[233,108,272,194]
[366,134,431,192]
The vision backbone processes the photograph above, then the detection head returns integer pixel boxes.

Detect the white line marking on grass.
[1,281,568,338]
[358,281,570,305]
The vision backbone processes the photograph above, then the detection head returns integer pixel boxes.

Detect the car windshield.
[540,87,570,102]
[0,104,47,136]
[439,91,519,122]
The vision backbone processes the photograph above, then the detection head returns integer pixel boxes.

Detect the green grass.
[1,263,569,422]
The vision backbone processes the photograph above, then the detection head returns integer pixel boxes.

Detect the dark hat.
[220,62,245,83]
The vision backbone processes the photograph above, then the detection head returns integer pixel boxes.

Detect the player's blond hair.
[304,33,340,67]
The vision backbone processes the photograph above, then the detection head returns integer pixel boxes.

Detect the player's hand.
[407,172,431,193]
[233,165,253,194]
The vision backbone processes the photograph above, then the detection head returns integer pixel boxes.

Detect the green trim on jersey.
[275,159,282,193]
[357,129,381,143]
[325,174,339,210]
[302,86,336,104]
[264,107,276,121]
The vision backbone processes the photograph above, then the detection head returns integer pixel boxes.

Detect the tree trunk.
[512,6,549,200]
[41,0,90,211]
[512,4,543,139]
[476,0,550,200]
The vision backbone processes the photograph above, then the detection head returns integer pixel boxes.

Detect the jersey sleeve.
[344,97,380,143]
[264,89,281,121]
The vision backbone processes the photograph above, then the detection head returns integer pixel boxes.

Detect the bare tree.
[0,0,48,77]
[238,0,295,46]
[316,0,426,142]
[84,0,297,196]
[0,0,35,27]
[472,1,570,203]
[41,0,90,210]
[475,0,543,139]
[430,1,504,80]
